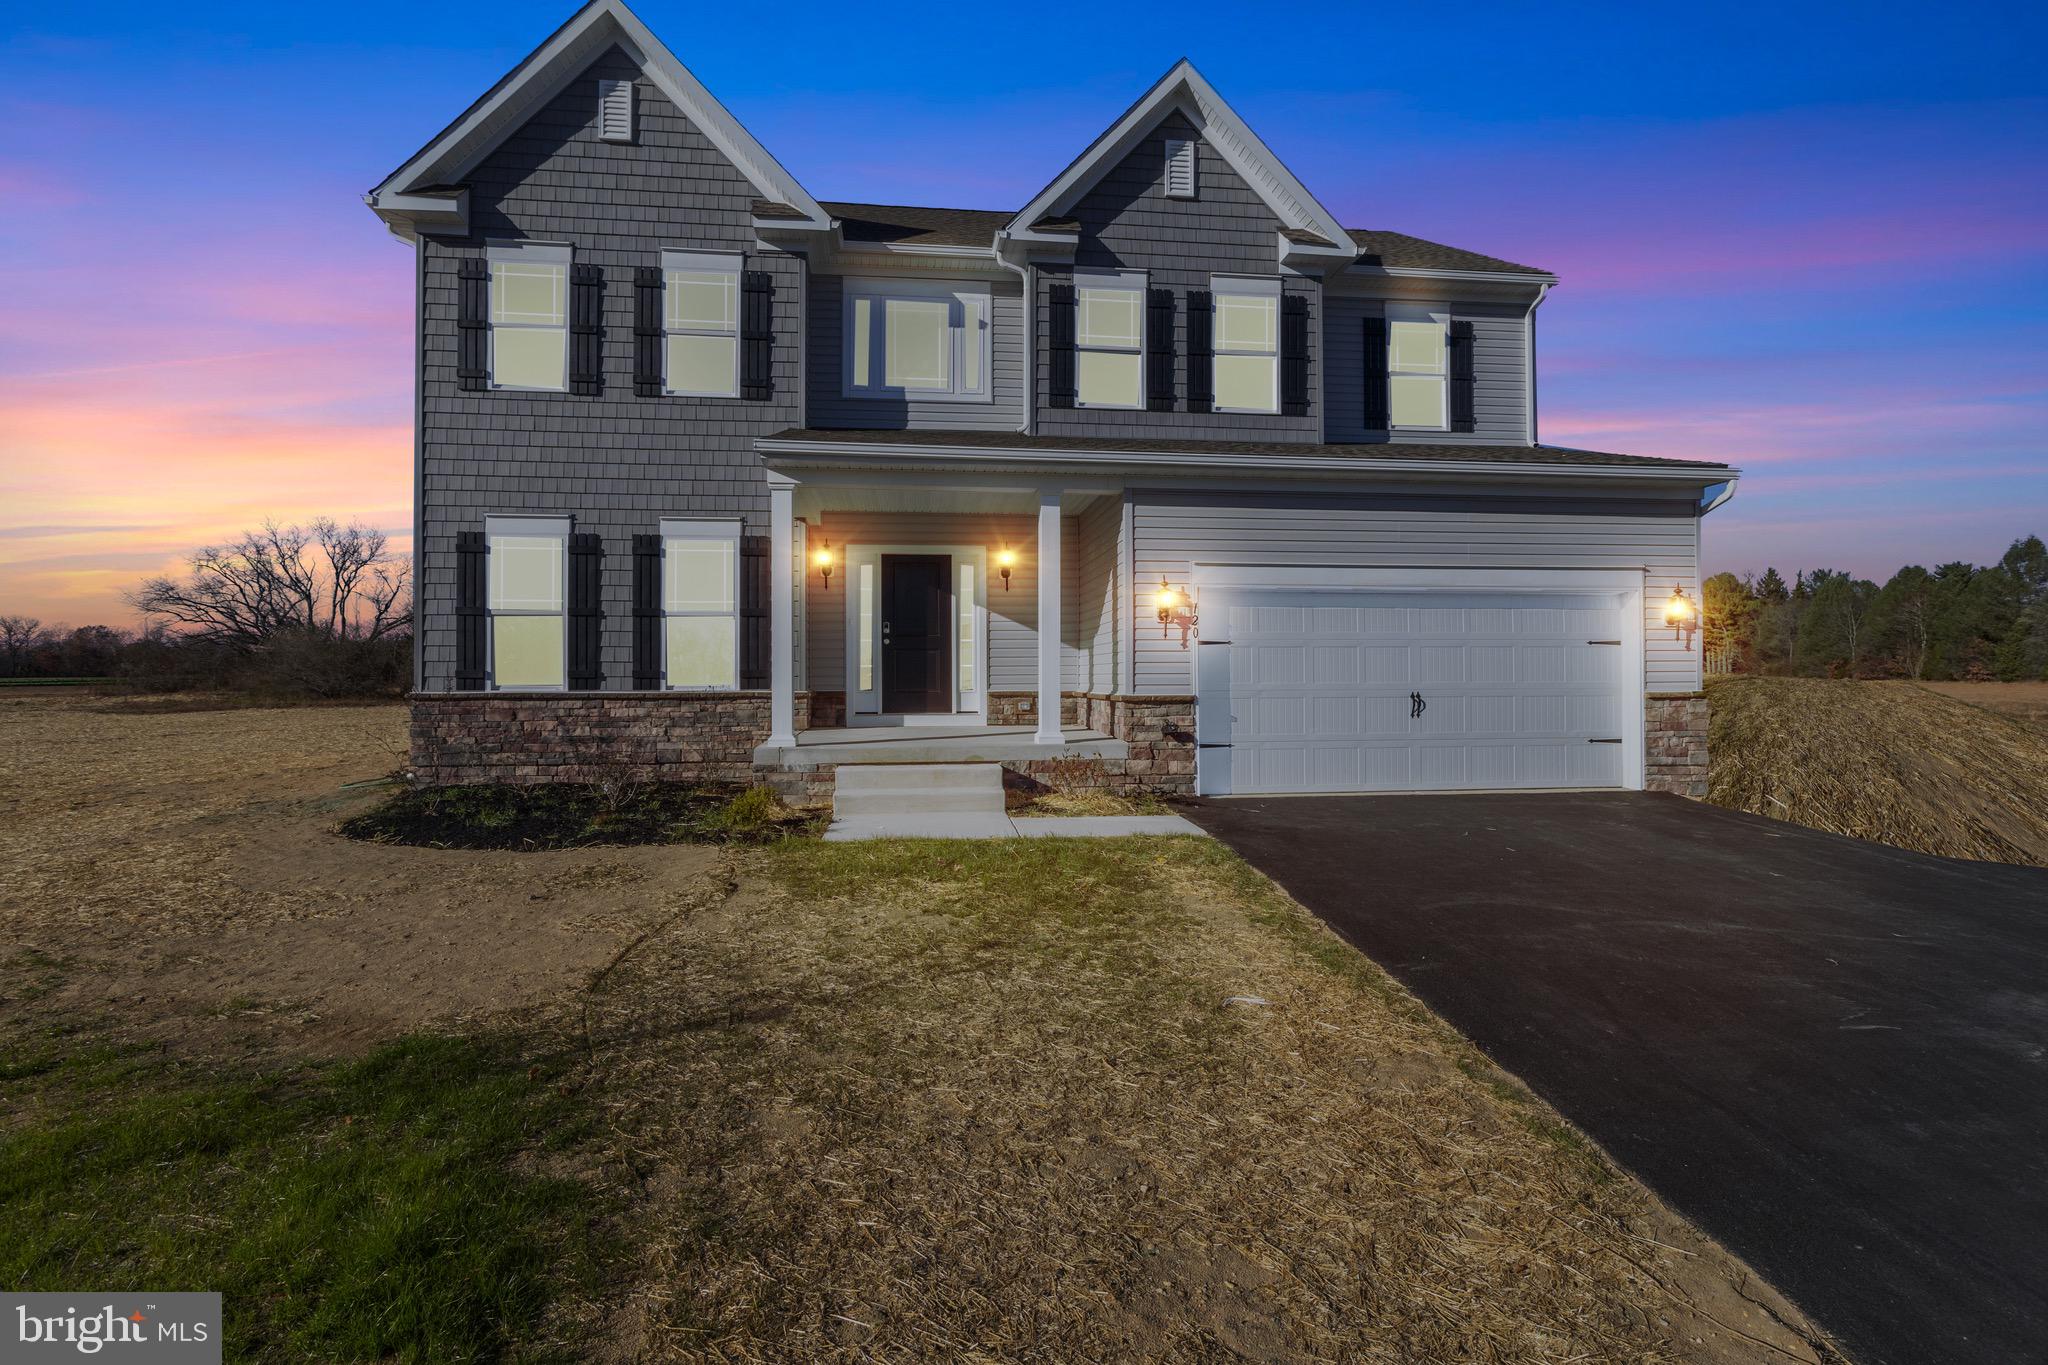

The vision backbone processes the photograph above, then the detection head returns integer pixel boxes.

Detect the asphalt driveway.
[1184,791,2048,1365]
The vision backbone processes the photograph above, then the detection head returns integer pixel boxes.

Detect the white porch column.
[766,476,797,748]
[1035,489,1063,744]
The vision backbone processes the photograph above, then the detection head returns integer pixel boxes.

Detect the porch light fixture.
[996,546,1016,591]
[1156,576,1199,649]
[1664,584,1698,651]
[812,541,835,589]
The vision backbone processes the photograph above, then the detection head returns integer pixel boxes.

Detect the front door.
[881,554,953,713]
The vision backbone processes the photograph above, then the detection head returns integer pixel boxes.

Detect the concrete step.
[831,763,1005,818]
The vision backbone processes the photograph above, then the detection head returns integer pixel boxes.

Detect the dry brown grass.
[1707,676,2048,867]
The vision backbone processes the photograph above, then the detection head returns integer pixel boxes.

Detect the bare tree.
[0,615,53,676]
[129,519,411,644]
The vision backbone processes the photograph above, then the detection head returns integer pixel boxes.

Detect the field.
[0,690,1830,1363]
[1707,677,2048,867]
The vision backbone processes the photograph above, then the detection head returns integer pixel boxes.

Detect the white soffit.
[367,0,827,233]
[1003,59,1353,256]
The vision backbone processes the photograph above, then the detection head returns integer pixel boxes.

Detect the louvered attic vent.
[1163,138,1196,199]
[597,78,635,143]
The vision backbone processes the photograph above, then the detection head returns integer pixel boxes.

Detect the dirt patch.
[1913,680,2048,730]
[0,692,713,1059]
[1708,675,2048,867]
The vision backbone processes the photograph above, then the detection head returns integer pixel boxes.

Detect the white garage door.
[1205,590,1632,794]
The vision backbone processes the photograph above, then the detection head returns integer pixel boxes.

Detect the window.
[488,244,570,391]
[1388,307,1448,429]
[1076,271,1145,408]
[957,562,976,694]
[1212,277,1279,413]
[843,280,990,401]
[661,518,739,689]
[486,517,568,689]
[664,250,740,397]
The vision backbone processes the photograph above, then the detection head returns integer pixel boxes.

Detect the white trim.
[769,484,796,746]
[840,276,993,403]
[840,543,989,724]
[657,517,743,692]
[1035,491,1064,744]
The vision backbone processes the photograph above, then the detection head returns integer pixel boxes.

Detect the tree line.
[1703,535,2048,680]
[1,519,412,697]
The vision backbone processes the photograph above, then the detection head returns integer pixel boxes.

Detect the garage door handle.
[1409,691,1426,719]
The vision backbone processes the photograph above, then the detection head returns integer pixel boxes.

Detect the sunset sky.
[3,0,2044,627]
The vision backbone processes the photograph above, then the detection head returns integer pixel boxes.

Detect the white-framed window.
[1388,305,1449,430]
[1075,270,1146,409]
[486,516,569,690]
[842,279,991,401]
[660,518,740,690]
[488,243,571,391]
[663,250,741,397]
[1212,276,1279,414]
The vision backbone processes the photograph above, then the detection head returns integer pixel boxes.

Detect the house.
[365,0,1734,800]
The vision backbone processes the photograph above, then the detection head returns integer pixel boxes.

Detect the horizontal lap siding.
[1129,490,1702,695]
[805,274,1024,430]
[418,46,800,691]
[1324,295,1529,444]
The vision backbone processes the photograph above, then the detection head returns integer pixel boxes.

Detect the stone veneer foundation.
[1644,692,1710,798]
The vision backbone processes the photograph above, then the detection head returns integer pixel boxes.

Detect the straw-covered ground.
[0,690,1834,1362]
[1707,676,2048,868]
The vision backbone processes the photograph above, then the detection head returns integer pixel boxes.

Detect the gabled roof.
[366,0,827,238]
[1002,60,1354,262]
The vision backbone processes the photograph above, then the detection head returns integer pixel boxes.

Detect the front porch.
[755,724,1124,770]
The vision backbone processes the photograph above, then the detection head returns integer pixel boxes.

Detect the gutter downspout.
[994,231,1034,435]
[1527,281,1551,446]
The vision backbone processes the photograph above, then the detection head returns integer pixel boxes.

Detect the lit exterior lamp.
[1156,576,1199,649]
[812,540,835,589]
[996,547,1016,591]
[1664,584,1698,651]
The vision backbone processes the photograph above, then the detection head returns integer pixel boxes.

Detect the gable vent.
[597,78,635,143]
[1162,138,1196,199]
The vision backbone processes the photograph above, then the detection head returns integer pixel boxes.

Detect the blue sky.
[2,0,2044,621]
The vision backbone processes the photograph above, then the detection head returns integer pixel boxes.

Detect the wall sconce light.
[812,540,835,590]
[1156,576,1199,649]
[996,547,1016,592]
[1664,583,1698,651]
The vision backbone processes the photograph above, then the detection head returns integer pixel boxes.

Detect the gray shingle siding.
[805,273,1024,431]
[1034,112,1321,443]
[1323,294,1531,445]
[417,46,801,693]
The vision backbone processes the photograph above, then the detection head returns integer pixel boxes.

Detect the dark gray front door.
[881,554,952,713]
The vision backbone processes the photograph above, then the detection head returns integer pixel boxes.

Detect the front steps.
[831,763,1006,819]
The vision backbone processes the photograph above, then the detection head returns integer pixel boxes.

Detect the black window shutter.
[569,264,603,396]
[567,532,604,689]
[1047,282,1077,408]
[455,530,488,689]
[1448,319,1476,432]
[1281,293,1310,416]
[456,259,489,392]
[739,536,770,688]
[1186,290,1214,412]
[1146,288,1177,411]
[633,266,663,398]
[741,269,774,400]
[1362,315,1389,430]
[631,533,662,688]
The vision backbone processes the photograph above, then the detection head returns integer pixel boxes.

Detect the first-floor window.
[1212,277,1279,413]
[844,279,990,400]
[661,518,739,689]
[1075,270,1145,408]
[664,250,740,397]
[487,516,568,689]
[1388,305,1448,429]
[488,243,571,391]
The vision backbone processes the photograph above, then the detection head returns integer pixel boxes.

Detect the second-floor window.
[1213,278,1280,414]
[1388,307,1448,430]
[664,251,741,397]
[488,244,571,391]
[843,280,989,401]
[1075,271,1145,409]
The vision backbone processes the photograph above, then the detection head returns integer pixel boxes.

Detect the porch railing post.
[767,476,797,749]
[1035,488,1063,745]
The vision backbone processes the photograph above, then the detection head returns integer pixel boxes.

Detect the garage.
[1193,569,1646,796]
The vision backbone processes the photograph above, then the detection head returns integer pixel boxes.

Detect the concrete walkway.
[823,812,1208,842]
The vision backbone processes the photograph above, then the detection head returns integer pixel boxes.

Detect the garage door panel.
[1363,695,1412,734]
[1470,645,1516,683]
[1361,646,1408,683]
[1311,645,1358,684]
[1416,645,1466,683]
[1312,695,1360,736]
[1418,695,1468,735]
[1517,694,1569,734]
[1518,645,1568,684]
[1570,743,1625,787]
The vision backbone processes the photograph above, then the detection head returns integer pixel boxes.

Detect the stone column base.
[1645,692,1710,797]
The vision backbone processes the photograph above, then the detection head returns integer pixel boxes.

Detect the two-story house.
[366,0,1735,800]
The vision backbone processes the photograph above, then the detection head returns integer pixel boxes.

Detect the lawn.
[0,691,1827,1362]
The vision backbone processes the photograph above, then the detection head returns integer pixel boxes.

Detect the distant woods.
[1705,534,2048,680]
[1,519,412,698]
